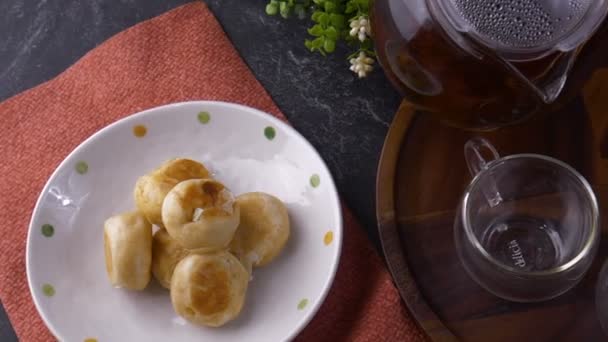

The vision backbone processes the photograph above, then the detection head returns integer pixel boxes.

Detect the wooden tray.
[376,68,608,342]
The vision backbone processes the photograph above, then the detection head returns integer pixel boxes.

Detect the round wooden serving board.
[376,68,608,342]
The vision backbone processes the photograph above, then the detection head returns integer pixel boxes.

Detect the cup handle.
[464,138,503,207]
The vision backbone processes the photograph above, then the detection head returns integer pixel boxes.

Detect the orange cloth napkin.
[0,3,425,341]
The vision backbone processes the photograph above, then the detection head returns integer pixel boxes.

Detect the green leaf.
[329,14,345,28]
[308,24,324,37]
[312,0,324,5]
[335,2,346,13]
[324,1,336,12]
[304,39,314,51]
[356,0,370,10]
[311,37,325,49]
[279,1,290,18]
[319,12,330,26]
[265,3,279,15]
[345,1,356,13]
[311,10,323,21]
[324,26,338,40]
[323,38,336,52]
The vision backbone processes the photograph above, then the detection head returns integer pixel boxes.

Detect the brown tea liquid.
[372,0,608,130]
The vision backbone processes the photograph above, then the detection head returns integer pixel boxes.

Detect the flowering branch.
[265,0,376,78]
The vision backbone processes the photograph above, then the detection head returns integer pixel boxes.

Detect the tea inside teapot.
[372,0,608,130]
[437,0,608,102]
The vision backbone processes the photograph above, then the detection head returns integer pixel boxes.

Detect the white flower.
[349,51,375,78]
[349,16,371,42]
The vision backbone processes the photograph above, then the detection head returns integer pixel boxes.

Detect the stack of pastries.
[103,158,290,327]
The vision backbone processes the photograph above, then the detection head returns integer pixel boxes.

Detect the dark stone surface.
[0,299,17,342]
[0,0,401,339]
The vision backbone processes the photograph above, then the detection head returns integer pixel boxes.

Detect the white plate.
[26,101,342,342]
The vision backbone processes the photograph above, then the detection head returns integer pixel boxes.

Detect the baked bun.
[151,229,189,289]
[134,158,210,226]
[170,253,248,327]
[162,179,239,252]
[103,211,153,290]
[230,192,290,268]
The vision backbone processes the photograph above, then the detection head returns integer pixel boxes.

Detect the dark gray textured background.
[0,0,401,339]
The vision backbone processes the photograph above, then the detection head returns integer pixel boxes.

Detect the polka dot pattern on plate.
[133,124,147,137]
[26,102,342,341]
[264,126,276,140]
[41,224,54,237]
[310,174,320,188]
[42,284,55,297]
[197,111,211,124]
[75,161,88,175]
[324,231,333,245]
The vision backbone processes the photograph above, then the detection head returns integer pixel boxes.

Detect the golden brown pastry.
[151,229,189,289]
[103,211,153,290]
[170,253,248,327]
[162,179,240,252]
[229,192,290,268]
[134,158,210,226]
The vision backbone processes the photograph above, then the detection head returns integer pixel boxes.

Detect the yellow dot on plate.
[324,231,333,245]
[84,339,98,342]
[310,174,320,188]
[297,298,308,310]
[133,124,147,137]
[42,283,55,297]
[75,161,88,175]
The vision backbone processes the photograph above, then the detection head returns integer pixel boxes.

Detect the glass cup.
[596,260,608,335]
[454,138,600,302]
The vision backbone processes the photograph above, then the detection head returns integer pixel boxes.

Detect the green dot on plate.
[264,126,276,140]
[197,111,211,124]
[42,284,55,297]
[41,224,54,237]
[310,174,320,188]
[297,298,308,310]
[75,161,88,174]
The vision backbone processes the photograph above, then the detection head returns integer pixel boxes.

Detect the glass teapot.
[372,0,608,130]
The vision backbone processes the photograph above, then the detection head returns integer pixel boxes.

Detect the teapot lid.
[432,0,608,60]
